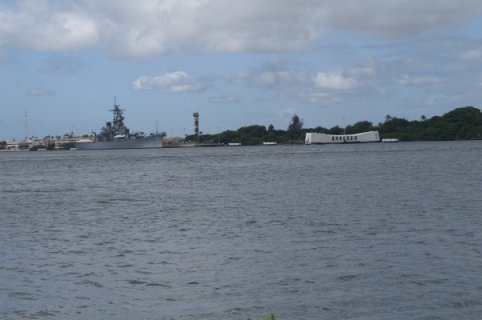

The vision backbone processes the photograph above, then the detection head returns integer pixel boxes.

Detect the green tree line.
[187,106,482,145]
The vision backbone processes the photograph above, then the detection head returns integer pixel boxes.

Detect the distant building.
[305,131,380,144]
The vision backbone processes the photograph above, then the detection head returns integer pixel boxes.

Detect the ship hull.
[76,135,163,150]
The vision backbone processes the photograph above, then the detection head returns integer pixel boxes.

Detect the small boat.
[382,138,399,143]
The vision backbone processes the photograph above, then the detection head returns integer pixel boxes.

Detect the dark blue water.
[1,141,482,320]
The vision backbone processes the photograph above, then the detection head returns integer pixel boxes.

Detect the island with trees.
[187,106,482,145]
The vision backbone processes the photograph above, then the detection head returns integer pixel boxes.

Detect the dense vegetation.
[189,106,482,145]
[377,106,482,141]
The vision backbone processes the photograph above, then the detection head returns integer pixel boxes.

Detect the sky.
[1,0,482,140]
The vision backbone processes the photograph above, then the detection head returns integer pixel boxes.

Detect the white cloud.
[132,71,207,93]
[305,62,379,102]
[256,70,305,88]
[235,61,377,104]
[398,74,441,86]
[313,71,358,90]
[235,62,307,90]
[0,1,98,51]
[2,0,482,57]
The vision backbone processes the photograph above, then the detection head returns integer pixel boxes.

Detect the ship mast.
[109,97,128,135]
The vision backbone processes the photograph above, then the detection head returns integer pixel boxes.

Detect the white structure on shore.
[305,131,380,144]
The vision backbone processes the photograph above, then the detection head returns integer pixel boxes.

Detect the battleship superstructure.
[76,100,164,150]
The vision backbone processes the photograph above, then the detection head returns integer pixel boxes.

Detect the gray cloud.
[235,62,308,90]
[1,0,482,57]
[326,0,482,39]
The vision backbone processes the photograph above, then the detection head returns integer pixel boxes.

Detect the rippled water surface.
[1,141,482,319]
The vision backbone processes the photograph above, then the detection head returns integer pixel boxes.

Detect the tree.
[329,126,343,135]
[345,121,374,134]
[287,114,303,141]
[442,106,481,125]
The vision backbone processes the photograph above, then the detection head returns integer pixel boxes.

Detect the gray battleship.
[76,100,164,150]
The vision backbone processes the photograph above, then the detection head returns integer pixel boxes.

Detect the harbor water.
[1,141,481,319]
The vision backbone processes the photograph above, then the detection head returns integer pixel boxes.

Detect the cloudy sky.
[1,0,482,139]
